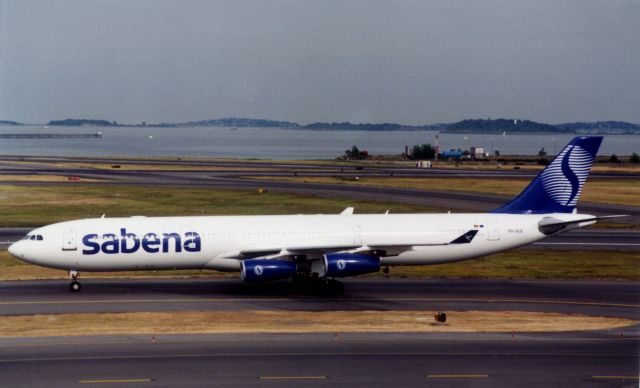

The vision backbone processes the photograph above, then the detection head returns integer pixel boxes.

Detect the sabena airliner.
[9,136,620,292]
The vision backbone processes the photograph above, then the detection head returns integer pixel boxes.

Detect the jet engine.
[241,259,297,283]
[323,253,380,277]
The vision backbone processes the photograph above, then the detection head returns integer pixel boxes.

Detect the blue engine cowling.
[241,259,297,283]
[323,253,380,278]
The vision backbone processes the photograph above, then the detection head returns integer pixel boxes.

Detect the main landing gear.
[69,270,81,292]
[292,274,344,295]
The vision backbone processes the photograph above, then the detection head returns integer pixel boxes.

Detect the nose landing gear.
[69,270,81,292]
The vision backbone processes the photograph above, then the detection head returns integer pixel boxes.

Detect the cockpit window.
[36,235,44,241]
[30,235,36,240]
[24,234,43,241]
[23,234,31,240]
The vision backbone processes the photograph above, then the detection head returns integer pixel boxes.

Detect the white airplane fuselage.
[9,212,592,273]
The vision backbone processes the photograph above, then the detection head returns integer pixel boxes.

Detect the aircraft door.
[486,221,500,241]
[62,229,77,251]
[353,225,362,245]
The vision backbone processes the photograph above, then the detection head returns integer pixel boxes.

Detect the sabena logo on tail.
[540,144,593,207]
[492,136,603,214]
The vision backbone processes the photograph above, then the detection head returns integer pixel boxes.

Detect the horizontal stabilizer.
[538,215,628,235]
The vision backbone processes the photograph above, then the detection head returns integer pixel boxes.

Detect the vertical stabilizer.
[492,136,603,214]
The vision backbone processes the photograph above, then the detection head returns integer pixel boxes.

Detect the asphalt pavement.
[1,278,638,319]
[1,331,638,387]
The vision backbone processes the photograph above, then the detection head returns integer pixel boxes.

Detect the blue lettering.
[101,234,118,254]
[142,233,160,253]
[120,228,140,254]
[184,231,201,252]
[81,230,201,255]
[162,233,181,253]
[82,234,99,255]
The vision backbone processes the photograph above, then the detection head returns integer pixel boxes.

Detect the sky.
[1,0,639,125]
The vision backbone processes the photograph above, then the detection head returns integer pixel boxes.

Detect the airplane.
[8,136,622,293]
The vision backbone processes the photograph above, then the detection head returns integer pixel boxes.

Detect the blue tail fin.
[492,136,603,214]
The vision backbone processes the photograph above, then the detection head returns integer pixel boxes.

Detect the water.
[0,125,637,159]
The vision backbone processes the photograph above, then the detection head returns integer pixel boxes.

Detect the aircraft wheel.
[326,279,345,295]
[70,280,81,292]
[312,278,344,296]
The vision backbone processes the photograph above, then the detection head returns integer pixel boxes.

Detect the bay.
[0,125,637,159]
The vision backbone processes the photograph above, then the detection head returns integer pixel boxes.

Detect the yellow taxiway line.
[258,376,327,380]
[79,378,151,384]
[427,374,490,378]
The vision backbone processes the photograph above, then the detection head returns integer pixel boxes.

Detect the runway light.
[434,312,446,323]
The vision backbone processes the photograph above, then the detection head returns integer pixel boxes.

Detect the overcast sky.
[1,0,639,124]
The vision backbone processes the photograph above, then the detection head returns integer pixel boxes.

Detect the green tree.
[538,148,547,157]
[610,154,620,163]
[411,144,436,160]
[630,152,640,164]
[345,145,363,159]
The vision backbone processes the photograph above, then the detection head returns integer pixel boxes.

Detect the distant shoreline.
[2,123,637,135]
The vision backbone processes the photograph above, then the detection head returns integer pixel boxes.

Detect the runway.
[1,331,638,387]
[1,278,638,319]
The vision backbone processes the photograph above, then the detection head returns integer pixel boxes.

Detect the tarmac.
[0,278,638,387]
[1,331,638,387]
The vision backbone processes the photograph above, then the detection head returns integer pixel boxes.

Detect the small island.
[0,120,22,126]
[48,119,118,126]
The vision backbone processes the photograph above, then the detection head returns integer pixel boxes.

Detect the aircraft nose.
[8,241,23,258]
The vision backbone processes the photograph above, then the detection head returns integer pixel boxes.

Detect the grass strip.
[0,184,437,227]
[0,311,635,337]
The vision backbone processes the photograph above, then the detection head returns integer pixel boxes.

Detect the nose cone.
[8,241,23,258]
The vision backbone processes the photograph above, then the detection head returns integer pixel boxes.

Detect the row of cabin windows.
[85,229,467,240]
[19,230,468,242]
[200,230,466,237]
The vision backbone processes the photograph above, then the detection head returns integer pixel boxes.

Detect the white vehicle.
[9,136,620,292]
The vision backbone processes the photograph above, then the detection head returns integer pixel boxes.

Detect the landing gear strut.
[69,270,81,292]
[291,274,344,295]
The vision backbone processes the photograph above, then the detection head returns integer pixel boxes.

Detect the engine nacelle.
[241,259,297,283]
[323,253,380,278]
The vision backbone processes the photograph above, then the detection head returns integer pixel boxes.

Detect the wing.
[219,230,479,261]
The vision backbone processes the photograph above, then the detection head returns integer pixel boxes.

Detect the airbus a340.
[9,136,620,292]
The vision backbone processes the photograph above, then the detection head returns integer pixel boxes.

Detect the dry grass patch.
[0,310,635,337]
